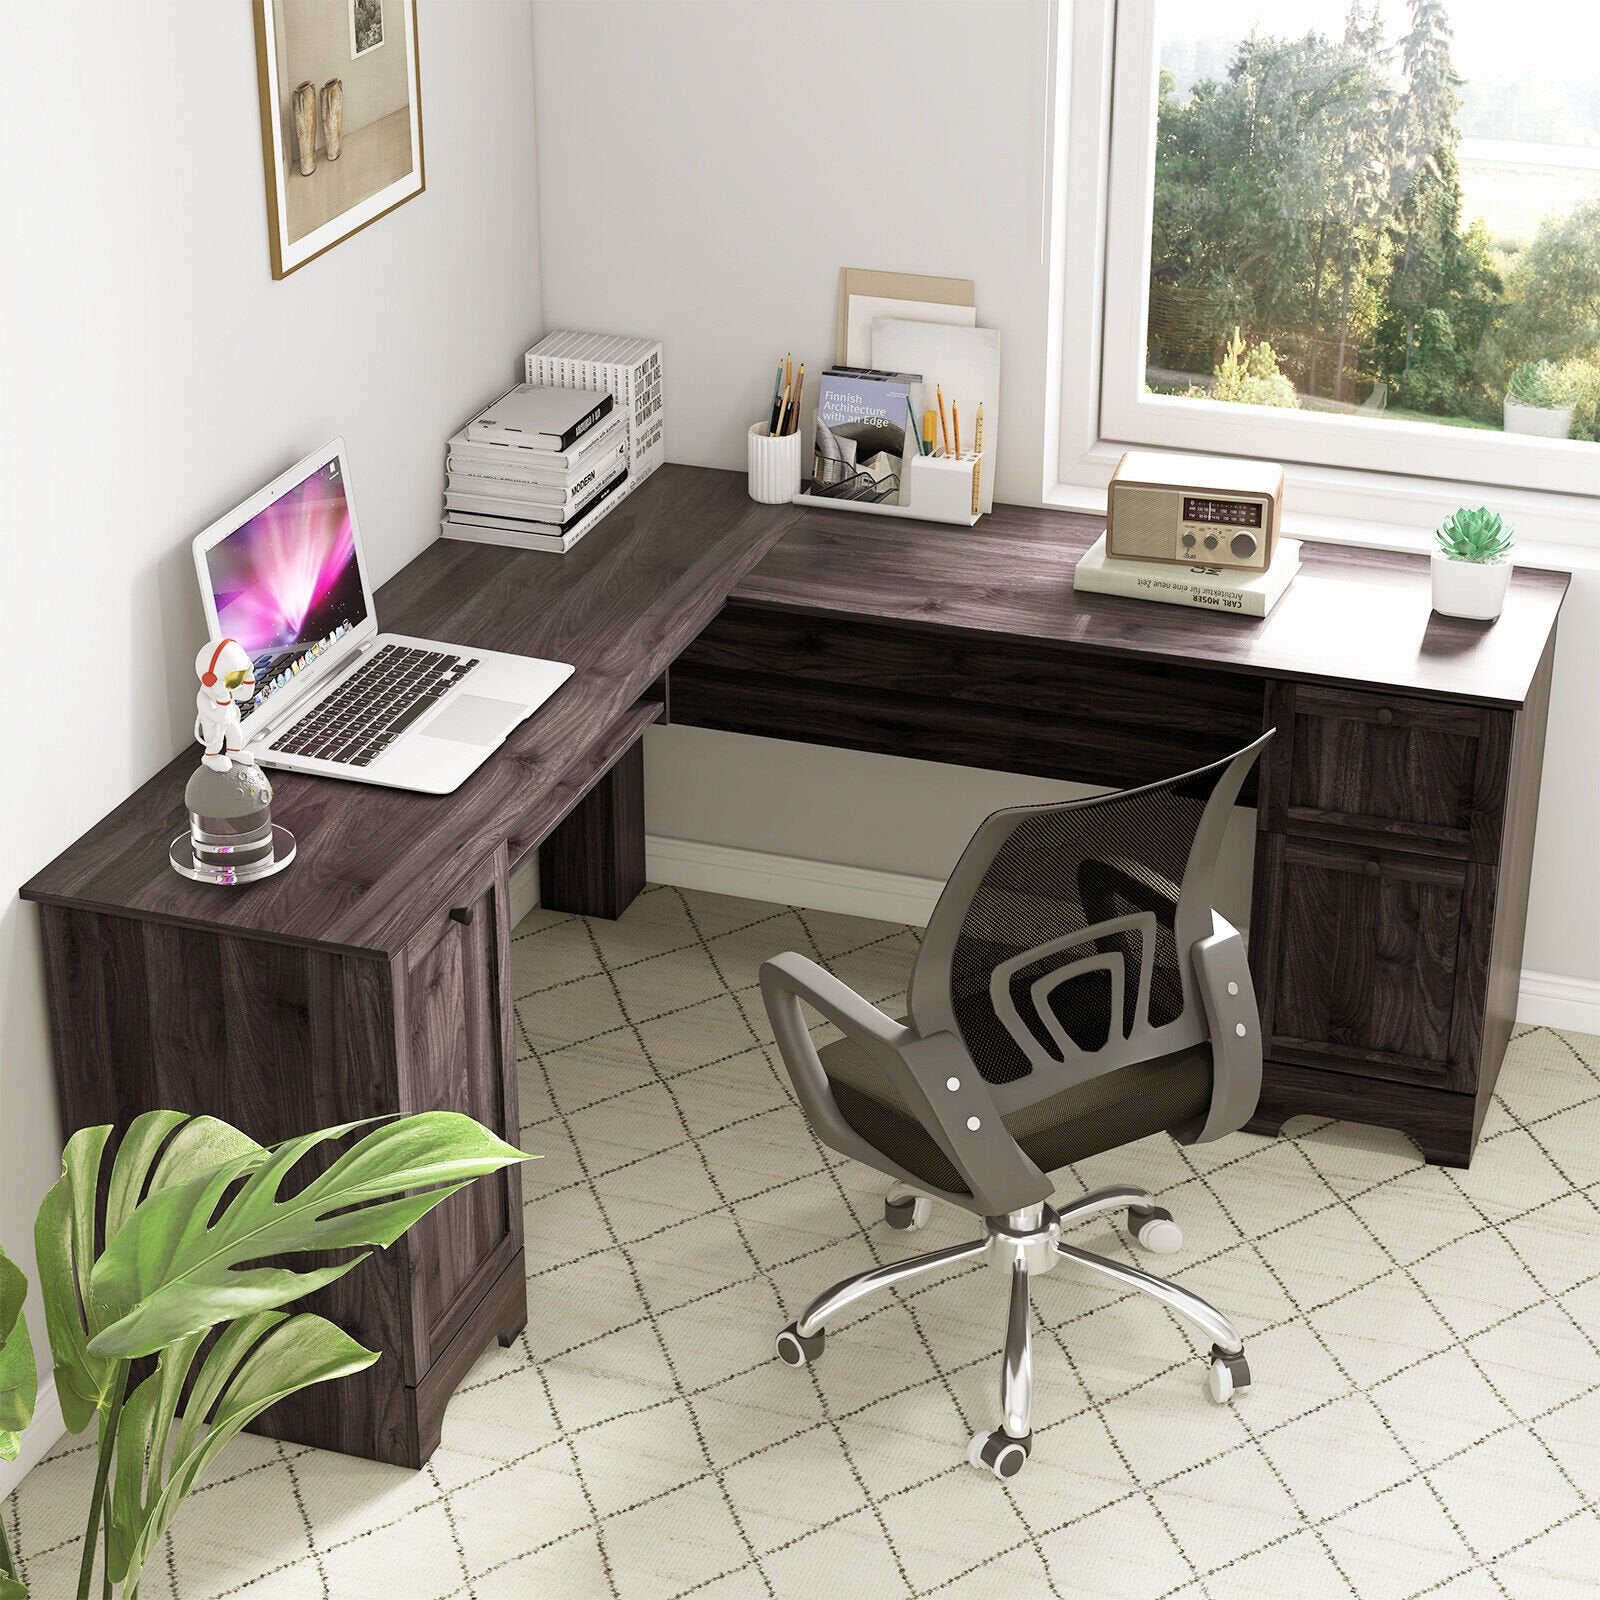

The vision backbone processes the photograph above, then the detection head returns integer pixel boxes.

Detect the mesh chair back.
[907,735,1270,1112]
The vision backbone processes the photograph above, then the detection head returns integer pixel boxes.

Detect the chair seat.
[818,1025,1213,1200]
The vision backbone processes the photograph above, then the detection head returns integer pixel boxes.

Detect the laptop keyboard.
[273,644,480,767]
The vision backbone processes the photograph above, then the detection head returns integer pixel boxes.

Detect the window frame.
[1049,0,1599,548]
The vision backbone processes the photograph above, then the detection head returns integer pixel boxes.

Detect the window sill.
[1049,446,1597,569]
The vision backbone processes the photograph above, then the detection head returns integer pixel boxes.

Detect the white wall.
[0,0,541,1480]
[534,0,1599,998]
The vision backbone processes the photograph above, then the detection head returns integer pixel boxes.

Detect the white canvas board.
[844,296,976,368]
[871,319,1001,512]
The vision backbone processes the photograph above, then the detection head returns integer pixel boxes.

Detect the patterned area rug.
[6,886,1599,1598]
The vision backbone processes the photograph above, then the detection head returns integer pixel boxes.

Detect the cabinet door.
[1252,835,1488,1092]
[398,844,521,1378]
[1261,684,1509,859]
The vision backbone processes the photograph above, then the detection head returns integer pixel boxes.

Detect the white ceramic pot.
[747,420,801,504]
[1431,552,1512,621]
[1503,396,1574,438]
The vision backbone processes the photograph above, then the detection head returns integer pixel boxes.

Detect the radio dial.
[1203,534,1218,551]
[1229,531,1258,560]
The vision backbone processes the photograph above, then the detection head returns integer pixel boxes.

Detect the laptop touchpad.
[426,694,525,746]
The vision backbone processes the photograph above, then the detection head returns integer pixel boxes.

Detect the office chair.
[761,733,1272,1479]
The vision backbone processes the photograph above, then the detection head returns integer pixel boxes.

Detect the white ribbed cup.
[747,420,801,504]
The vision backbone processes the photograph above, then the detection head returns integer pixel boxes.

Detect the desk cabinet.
[36,841,529,1467]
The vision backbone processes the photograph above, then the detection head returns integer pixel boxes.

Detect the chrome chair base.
[774,1186,1249,1478]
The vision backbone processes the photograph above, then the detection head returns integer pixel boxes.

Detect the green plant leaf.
[34,1126,115,1433]
[89,1113,532,1359]
[0,1246,37,1459]
[113,1313,377,1596]
[0,1571,27,1599]
[33,1116,271,1436]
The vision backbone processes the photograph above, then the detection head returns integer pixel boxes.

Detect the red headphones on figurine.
[201,638,239,688]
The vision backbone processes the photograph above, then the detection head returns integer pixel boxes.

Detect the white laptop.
[193,438,573,795]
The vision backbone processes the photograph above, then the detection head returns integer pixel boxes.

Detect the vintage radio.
[1107,450,1284,572]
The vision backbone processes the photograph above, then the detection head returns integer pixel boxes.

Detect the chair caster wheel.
[967,1429,1032,1479]
[885,1194,933,1231]
[1206,1347,1250,1404]
[1129,1203,1183,1254]
[775,1323,824,1367]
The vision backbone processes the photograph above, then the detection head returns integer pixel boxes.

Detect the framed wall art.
[253,0,425,279]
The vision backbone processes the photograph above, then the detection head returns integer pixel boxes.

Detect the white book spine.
[1073,538,1301,618]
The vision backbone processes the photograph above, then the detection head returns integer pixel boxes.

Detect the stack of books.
[442,384,629,552]
[524,331,665,494]
[1073,533,1302,618]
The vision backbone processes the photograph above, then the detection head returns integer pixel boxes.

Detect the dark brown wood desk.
[21,466,1567,1466]
[672,498,1567,1171]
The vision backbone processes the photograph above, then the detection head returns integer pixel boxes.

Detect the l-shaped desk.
[22,464,1567,1467]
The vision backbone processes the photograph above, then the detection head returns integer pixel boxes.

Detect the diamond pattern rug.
[7,885,1599,1598]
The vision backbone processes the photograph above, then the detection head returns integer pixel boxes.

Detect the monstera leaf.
[0,1246,36,1463]
[36,1115,268,1433]
[89,1112,529,1359]
[107,1311,376,1595]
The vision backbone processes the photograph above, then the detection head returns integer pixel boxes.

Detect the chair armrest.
[1182,913,1262,1144]
[759,952,1052,1215]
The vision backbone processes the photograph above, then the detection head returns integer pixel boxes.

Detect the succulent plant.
[1507,359,1565,409]
[1435,506,1515,564]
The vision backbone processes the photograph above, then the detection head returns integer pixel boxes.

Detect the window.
[1076,0,1599,507]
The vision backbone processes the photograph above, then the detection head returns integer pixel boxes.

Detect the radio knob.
[1203,534,1218,551]
[1230,531,1258,560]
[1181,531,1196,548]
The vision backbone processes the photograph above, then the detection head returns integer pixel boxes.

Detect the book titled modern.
[1073,534,1302,618]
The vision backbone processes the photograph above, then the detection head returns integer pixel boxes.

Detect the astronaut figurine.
[194,638,258,772]
[171,636,293,883]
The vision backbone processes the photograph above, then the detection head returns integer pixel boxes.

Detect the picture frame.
[253,0,425,280]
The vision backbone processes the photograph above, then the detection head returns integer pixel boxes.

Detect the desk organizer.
[795,449,984,527]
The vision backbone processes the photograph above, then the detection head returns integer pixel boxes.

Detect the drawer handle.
[1376,707,1394,726]
[1363,860,1381,878]
[449,905,475,925]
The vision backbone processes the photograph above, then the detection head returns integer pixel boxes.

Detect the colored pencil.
[936,386,950,456]
[922,410,937,456]
[788,365,805,435]
[952,403,961,462]
[768,360,785,434]
[905,395,922,453]
[773,382,791,438]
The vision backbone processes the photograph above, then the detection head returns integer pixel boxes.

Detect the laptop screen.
[201,453,368,723]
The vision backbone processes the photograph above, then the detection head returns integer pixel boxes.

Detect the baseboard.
[642,835,1600,1035]
[646,835,944,928]
[0,1373,63,1504]
[1517,969,1600,1034]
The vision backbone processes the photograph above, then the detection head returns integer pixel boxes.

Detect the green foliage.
[1490,200,1600,378]
[1556,356,1600,442]
[14,1109,534,1599]
[1506,359,1564,408]
[1212,329,1300,408]
[1435,506,1515,563]
[0,1247,35,1463]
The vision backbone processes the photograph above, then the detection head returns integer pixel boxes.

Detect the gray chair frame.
[762,734,1271,1478]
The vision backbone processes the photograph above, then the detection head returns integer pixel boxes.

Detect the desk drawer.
[1251,834,1488,1092]
[1261,683,1509,859]
[675,606,1266,794]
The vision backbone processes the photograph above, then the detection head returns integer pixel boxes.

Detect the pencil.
[922,410,937,456]
[952,403,961,462]
[769,360,785,434]
[773,382,791,438]
[936,386,950,456]
[789,365,805,435]
[905,395,921,453]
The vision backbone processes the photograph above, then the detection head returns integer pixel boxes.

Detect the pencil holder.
[748,420,802,505]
